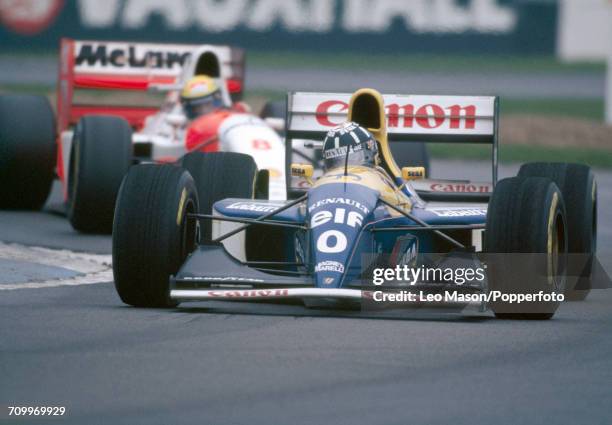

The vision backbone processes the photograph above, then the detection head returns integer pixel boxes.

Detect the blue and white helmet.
[322,122,378,170]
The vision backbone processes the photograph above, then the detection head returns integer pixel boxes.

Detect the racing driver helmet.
[322,122,378,170]
[180,75,224,120]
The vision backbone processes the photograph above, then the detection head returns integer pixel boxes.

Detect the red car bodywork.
[55,38,246,190]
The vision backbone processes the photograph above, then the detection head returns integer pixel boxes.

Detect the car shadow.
[168,301,492,323]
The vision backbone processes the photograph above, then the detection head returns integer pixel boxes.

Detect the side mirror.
[402,167,426,181]
[165,113,187,127]
[291,163,314,185]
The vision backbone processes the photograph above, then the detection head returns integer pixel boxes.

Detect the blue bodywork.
[210,172,487,289]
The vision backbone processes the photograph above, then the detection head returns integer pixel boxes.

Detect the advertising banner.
[0,0,558,55]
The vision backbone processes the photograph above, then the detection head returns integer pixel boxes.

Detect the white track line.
[0,242,112,290]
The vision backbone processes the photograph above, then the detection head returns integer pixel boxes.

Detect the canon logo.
[205,289,289,298]
[430,183,491,193]
[315,100,477,130]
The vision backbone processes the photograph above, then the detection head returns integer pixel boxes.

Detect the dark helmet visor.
[182,91,223,120]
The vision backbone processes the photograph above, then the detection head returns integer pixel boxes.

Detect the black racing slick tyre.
[485,177,568,320]
[389,142,430,176]
[0,95,55,209]
[68,115,132,234]
[113,165,198,308]
[181,152,257,241]
[518,162,597,300]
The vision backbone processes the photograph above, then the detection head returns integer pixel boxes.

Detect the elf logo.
[312,208,364,254]
[311,208,363,229]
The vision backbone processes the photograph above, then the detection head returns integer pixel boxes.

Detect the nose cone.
[308,183,378,288]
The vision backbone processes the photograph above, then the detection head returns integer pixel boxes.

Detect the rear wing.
[285,91,500,183]
[56,38,245,131]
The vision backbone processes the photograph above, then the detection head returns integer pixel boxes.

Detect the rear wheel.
[113,164,198,308]
[518,162,597,300]
[181,152,257,241]
[485,176,567,320]
[68,115,132,234]
[0,95,55,209]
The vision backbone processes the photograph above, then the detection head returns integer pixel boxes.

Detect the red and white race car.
[0,38,286,233]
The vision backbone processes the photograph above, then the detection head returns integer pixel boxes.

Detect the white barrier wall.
[607,55,612,124]
[558,0,612,123]
[557,0,612,62]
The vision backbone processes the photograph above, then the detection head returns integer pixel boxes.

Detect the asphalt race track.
[1,160,611,425]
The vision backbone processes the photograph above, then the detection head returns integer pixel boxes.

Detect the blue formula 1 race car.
[112,88,597,319]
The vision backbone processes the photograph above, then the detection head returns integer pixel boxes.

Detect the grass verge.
[1,87,605,122]
[0,84,51,96]
[1,51,604,74]
[429,144,612,169]
[501,98,604,121]
[248,52,605,74]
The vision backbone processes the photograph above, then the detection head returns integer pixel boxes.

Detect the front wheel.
[485,176,568,320]
[113,164,199,308]
[518,162,597,300]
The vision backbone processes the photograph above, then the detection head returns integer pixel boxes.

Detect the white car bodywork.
[60,44,286,201]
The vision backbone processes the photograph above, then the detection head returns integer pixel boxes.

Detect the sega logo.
[316,100,477,130]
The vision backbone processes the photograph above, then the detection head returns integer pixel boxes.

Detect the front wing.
[169,244,484,308]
